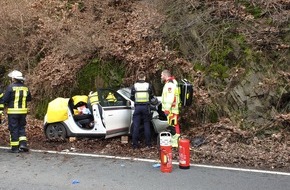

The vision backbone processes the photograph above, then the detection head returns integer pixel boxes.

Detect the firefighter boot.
[19,141,29,152]
[8,146,20,153]
[171,134,180,148]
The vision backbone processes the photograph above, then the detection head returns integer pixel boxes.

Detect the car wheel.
[45,123,67,141]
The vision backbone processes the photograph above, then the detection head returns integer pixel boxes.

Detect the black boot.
[19,141,29,152]
[8,146,20,153]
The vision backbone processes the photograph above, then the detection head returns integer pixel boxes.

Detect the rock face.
[224,70,289,128]
[227,72,270,127]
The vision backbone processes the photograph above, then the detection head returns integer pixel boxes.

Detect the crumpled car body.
[43,88,168,140]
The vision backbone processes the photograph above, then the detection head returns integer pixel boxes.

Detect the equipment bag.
[179,79,193,107]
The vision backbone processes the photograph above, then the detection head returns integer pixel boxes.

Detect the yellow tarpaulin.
[46,97,70,123]
[72,95,88,105]
[71,95,89,115]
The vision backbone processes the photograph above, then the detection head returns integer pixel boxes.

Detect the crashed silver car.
[43,88,168,140]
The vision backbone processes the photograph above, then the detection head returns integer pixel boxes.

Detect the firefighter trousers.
[8,114,28,148]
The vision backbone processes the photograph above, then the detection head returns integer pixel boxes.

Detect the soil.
[0,115,289,173]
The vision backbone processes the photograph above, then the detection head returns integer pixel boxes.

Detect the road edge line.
[1,146,289,176]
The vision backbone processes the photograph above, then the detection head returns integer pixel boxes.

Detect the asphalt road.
[0,147,289,190]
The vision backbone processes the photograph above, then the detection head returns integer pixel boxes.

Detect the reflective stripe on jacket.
[2,82,32,115]
[134,82,150,103]
[88,92,99,105]
[161,78,180,114]
[0,90,4,111]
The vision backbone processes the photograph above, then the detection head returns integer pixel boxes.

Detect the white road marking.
[1,146,289,176]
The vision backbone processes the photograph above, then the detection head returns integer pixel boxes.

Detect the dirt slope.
[25,0,192,100]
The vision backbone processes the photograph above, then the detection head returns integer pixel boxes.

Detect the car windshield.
[117,88,131,99]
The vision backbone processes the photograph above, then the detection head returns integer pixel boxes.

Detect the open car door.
[97,89,133,138]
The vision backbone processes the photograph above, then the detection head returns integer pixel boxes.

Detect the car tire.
[45,123,67,141]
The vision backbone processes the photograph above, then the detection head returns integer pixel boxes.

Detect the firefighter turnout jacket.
[161,77,180,114]
[2,81,32,114]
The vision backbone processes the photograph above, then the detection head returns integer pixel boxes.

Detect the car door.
[98,89,132,138]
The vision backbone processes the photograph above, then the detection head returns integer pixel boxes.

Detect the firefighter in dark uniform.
[0,88,4,124]
[130,71,154,149]
[1,70,32,153]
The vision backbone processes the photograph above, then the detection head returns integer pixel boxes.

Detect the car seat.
[69,98,94,128]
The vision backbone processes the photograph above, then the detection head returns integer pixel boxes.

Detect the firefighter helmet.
[8,70,25,81]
